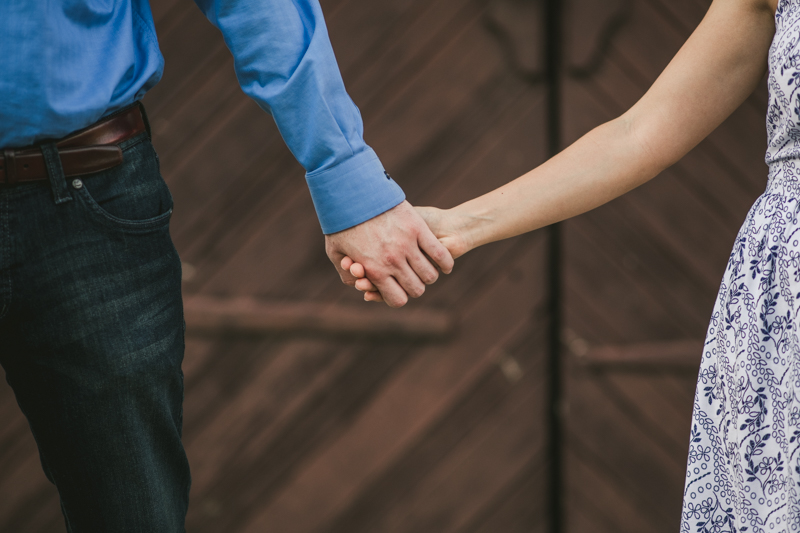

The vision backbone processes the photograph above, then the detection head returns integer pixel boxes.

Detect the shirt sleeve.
[192,0,405,234]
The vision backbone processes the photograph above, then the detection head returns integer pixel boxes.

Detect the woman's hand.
[413,206,472,260]
[342,206,473,302]
[340,256,384,302]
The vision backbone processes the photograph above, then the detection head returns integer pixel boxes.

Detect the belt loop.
[40,143,72,205]
[3,150,16,185]
[137,101,152,140]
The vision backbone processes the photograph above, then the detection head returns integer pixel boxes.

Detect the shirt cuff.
[306,148,406,234]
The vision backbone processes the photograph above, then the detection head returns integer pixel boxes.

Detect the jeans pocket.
[74,138,174,233]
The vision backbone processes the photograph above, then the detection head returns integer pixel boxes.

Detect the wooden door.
[0,1,767,532]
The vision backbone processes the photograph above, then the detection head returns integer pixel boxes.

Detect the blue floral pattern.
[681,2,800,531]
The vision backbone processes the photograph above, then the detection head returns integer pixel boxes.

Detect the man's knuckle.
[369,270,388,283]
[383,253,400,267]
[387,291,408,307]
[409,285,425,298]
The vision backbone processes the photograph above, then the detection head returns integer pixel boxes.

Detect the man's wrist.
[306,148,405,234]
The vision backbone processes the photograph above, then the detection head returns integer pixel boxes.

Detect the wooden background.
[0,0,769,531]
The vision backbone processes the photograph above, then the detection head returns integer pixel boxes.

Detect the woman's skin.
[345,0,779,303]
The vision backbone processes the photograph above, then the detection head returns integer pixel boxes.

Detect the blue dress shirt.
[0,0,404,234]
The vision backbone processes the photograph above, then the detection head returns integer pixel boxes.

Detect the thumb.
[417,226,455,274]
[414,206,440,232]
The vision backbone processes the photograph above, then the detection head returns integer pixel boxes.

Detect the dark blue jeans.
[0,131,190,532]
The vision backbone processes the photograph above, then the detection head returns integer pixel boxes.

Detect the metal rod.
[544,0,563,531]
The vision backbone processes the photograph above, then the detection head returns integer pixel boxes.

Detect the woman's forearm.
[451,117,659,252]
[448,0,775,254]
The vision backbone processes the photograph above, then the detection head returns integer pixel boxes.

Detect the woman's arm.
[348,0,777,300]
[425,0,776,258]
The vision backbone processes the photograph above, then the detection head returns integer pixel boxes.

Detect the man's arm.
[191,0,453,306]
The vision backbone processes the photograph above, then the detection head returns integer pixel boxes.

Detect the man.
[0,0,454,530]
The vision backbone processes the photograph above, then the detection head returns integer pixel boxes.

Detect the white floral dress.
[681,2,800,531]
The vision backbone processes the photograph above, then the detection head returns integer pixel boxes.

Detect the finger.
[355,278,377,292]
[407,250,439,285]
[340,256,354,271]
[330,251,356,285]
[349,262,366,279]
[384,261,426,300]
[371,276,410,308]
[418,230,455,274]
[364,291,384,303]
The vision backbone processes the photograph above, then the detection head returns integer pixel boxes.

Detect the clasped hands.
[325,200,468,307]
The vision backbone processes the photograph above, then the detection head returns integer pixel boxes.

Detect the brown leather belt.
[0,104,147,185]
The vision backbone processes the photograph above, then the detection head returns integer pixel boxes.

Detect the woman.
[345,0,796,529]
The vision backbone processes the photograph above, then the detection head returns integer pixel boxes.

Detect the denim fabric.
[0,132,190,532]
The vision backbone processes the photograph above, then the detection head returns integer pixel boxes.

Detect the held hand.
[325,200,454,308]
[413,206,471,260]
[344,205,472,302]
[340,256,384,302]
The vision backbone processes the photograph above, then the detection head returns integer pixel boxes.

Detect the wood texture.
[577,339,704,369]
[0,0,768,532]
[183,295,456,339]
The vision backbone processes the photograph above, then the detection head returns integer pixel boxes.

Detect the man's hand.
[341,205,470,303]
[325,201,454,307]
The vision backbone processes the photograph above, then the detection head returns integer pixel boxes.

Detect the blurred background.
[0,0,768,531]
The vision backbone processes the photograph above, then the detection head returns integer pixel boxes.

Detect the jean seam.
[75,185,173,233]
[42,142,72,205]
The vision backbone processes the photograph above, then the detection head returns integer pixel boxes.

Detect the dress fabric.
[681,2,800,531]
